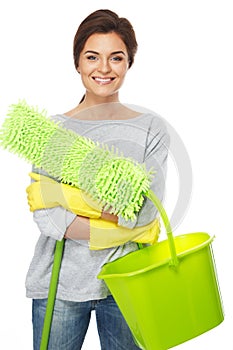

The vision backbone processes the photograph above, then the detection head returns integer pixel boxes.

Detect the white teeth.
[94,77,112,82]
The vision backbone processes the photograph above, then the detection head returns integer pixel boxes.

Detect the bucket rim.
[98,233,215,279]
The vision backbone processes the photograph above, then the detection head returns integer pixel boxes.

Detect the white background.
[0,0,232,349]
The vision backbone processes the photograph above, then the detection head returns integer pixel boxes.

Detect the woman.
[26,9,169,349]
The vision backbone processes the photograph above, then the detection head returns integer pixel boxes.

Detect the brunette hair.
[73,9,138,70]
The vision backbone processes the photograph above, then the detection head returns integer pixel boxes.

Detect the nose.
[97,58,111,74]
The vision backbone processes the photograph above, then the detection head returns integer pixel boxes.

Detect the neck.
[64,91,122,118]
[79,92,120,110]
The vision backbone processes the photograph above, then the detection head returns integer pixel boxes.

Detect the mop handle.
[146,189,179,267]
[40,239,65,350]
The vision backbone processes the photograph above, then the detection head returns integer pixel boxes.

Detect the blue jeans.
[32,296,141,350]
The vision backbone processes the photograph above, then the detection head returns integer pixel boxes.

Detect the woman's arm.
[31,188,160,247]
[64,211,118,240]
[64,215,90,240]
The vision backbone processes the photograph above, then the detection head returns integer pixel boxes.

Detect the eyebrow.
[84,50,126,56]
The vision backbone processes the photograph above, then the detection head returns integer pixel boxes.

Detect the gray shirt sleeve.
[33,207,76,241]
[118,117,169,228]
[31,166,76,241]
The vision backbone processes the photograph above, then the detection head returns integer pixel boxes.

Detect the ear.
[77,66,80,74]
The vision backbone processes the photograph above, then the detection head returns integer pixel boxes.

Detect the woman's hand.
[26,172,102,218]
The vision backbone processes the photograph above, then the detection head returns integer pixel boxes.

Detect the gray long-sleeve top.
[25,110,169,302]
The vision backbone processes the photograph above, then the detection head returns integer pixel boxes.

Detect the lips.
[92,77,115,85]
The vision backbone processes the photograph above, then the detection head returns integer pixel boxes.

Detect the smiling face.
[77,32,130,105]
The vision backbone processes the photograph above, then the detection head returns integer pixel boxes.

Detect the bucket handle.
[146,189,179,267]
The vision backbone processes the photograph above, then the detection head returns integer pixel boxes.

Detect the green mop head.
[0,101,153,220]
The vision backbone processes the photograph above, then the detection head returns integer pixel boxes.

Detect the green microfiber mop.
[0,100,152,221]
[0,101,178,350]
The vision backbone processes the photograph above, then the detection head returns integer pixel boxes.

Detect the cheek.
[78,59,96,75]
[114,63,129,77]
[118,67,128,80]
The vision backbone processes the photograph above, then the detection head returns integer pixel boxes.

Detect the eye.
[87,55,98,61]
[111,56,123,62]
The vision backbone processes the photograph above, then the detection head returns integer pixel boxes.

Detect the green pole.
[40,239,65,350]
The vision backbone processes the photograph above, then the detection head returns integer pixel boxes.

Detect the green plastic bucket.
[98,191,224,349]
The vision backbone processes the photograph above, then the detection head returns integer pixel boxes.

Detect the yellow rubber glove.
[26,172,160,249]
[26,172,102,218]
[89,218,160,250]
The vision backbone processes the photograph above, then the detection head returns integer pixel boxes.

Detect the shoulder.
[141,111,170,148]
[49,114,67,123]
[125,104,167,127]
[133,108,168,135]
